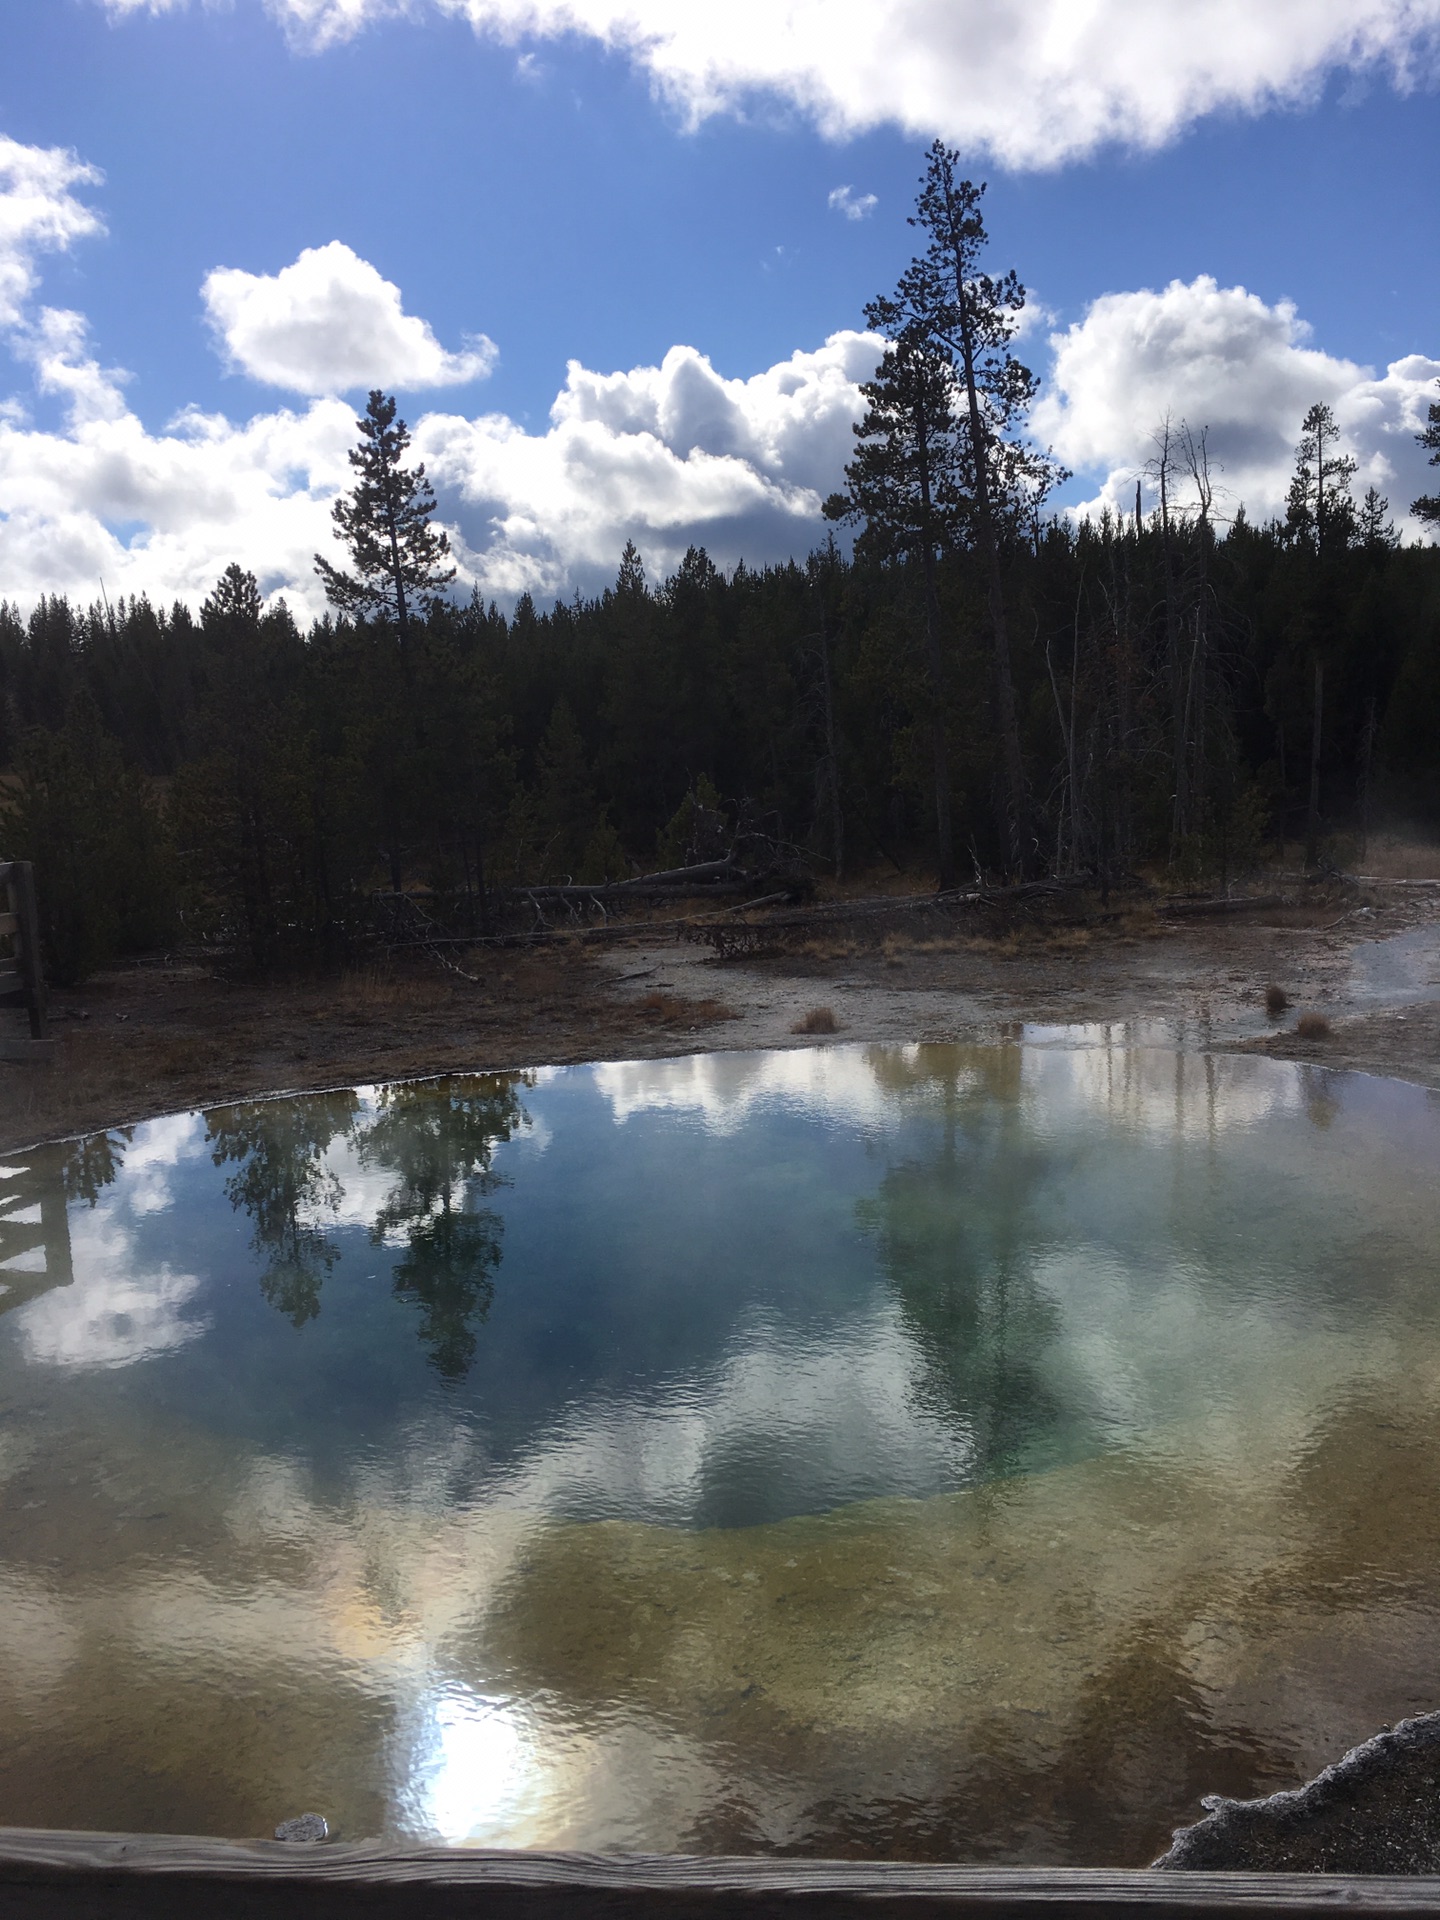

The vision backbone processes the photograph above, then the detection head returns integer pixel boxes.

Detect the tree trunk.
[473,829,493,938]
[951,297,1027,877]
[919,545,956,890]
[1157,436,1188,857]
[818,614,845,881]
[1306,660,1324,867]
[1359,696,1377,864]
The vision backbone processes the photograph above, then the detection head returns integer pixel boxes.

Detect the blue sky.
[1,0,1438,613]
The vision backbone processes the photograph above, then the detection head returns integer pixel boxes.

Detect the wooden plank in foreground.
[3,1832,1440,1919]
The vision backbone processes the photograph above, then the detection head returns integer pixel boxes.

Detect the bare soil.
[6,868,1439,1156]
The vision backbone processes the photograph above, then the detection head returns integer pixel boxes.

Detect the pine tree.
[826,326,963,886]
[1359,485,1397,553]
[1286,403,1357,556]
[176,566,321,966]
[1280,406,1356,866]
[615,539,647,598]
[1413,392,1440,529]
[903,143,1064,877]
[314,391,455,647]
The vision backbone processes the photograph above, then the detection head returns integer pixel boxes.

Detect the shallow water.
[2,1040,1440,1862]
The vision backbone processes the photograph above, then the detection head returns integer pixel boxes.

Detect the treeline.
[5,140,1439,983]
[2,504,1438,980]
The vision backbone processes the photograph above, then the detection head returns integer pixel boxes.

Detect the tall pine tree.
[905,143,1063,876]
[1413,389,1440,529]
[314,391,456,648]
[1286,402,1357,556]
[826,326,963,887]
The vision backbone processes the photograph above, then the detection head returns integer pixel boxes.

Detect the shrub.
[792,1005,839,1035]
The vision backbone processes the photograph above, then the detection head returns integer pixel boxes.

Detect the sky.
[1,0,1438,617]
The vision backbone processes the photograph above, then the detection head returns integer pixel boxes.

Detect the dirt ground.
[5,858,1440,1156]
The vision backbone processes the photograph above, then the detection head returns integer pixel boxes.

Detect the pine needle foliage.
[314,391,455,641]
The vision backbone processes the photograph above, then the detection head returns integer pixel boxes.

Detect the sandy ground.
[4,869,1439,1155]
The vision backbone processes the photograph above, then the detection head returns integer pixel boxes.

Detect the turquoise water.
[1,1041,1439,1862]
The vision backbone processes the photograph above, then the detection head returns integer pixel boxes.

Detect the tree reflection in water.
[205,1076,527,1370]
[857,1045,1077,1479]
[61,1128,131,1206]
[361,1075,527,1378]
[207,1091,361,1325]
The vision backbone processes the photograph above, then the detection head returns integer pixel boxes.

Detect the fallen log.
[515,858,749,903]
[383,875,1094,958]
[1160,894,1284,918]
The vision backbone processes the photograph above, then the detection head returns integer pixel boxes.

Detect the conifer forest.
[5,144,1439,984]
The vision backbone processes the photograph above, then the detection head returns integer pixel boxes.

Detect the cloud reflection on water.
[2,1041,1439,1857]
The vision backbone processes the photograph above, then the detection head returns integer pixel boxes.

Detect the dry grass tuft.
[335,967,436,1014]
[791,1005,839,1035]
[145,1033,226,1076]
[639,989,738,1026]
[1295,1011,1331,1040]
[1264,983,1290,1017]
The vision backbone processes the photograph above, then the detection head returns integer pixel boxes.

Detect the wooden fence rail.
[0,1144,72,1316]
[1,1833,1439,1919]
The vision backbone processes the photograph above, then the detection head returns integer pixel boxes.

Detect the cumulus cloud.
[0,141,872,610]
[202,241,497,395]
[4,133,1437,624]
[828,185,877,222]
[417,333,880,599]
[0,135,103,331]
[1033,275,1440,532]
[0,384,356,616]
[101,0,1440,166]
[0,320,878,616]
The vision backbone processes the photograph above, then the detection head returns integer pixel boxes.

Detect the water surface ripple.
[1,1040,1438,1863]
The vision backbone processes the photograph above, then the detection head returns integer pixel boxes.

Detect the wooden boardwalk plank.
[2,1832,1440,1918]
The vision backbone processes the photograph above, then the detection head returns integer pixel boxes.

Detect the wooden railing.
[0,1145,72,1316]
[0,1833,1437,1917]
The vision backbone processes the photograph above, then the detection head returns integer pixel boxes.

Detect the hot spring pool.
[2,1037,1440,1863]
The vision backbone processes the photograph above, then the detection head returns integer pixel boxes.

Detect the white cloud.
[101,0,1440,167]
[13,305,130,426]
[0,378,358,616]
[1033,276,1440,533]
[202,241,497,395]
[3,136,1437,620]
[0,323,877,615]
[416,332,880,599]
[18,1209,207,1369]
[828,185,877,222]
[0,135,103,332]
[593,1045,914,1133]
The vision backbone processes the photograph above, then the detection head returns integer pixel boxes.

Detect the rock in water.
[1156,1713,1440,1872]
[274,1813,329,1843]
